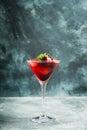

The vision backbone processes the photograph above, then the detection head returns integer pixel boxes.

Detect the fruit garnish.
[36,53,47,60]
[36,53,53,61]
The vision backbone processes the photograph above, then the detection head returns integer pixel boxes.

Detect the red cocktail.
[27,53,60,123]
[28,59,59,83]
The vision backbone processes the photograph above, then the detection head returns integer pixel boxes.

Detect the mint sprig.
[36,53,48,60]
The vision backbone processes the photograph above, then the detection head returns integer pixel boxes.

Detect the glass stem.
[41,82,47,116]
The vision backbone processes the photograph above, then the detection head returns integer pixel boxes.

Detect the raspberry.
[42,56,47,61]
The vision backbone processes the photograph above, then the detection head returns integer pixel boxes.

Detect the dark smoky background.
[0,0,87,96]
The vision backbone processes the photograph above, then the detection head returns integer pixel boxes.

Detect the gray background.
[0,0,87,96]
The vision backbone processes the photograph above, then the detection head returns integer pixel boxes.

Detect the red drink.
[28,59,60,82]
[27,53,60,123]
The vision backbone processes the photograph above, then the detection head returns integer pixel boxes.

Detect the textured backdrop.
[0,0,87,96]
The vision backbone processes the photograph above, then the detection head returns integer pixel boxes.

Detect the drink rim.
[27,59,60,63]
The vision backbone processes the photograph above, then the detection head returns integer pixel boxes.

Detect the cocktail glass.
[27,59,60,123]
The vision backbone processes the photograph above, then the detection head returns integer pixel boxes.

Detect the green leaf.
[36,53,47,60]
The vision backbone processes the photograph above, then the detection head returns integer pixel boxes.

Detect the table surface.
[0,97,87,130]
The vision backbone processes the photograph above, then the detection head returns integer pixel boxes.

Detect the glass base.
[31,114,55,123]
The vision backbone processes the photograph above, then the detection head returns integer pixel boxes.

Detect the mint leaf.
[36,53,47,60]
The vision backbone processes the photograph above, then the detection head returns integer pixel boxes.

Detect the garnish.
[36,53,53,61]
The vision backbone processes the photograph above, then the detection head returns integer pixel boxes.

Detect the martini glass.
[27,59,60,123]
